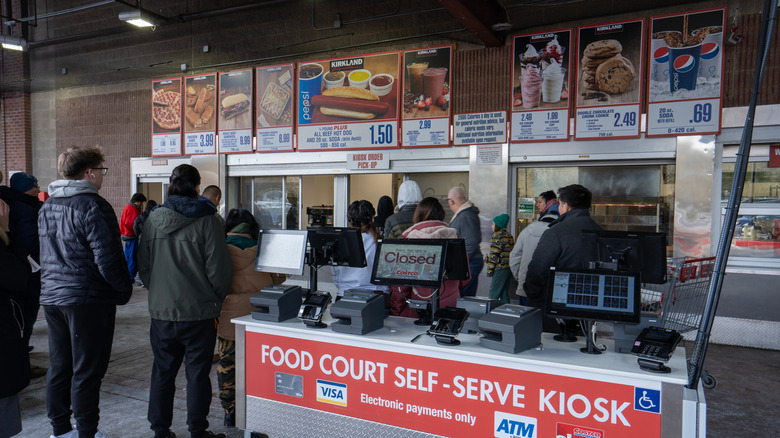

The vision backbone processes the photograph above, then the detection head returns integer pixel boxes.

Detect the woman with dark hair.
[138,164,232,438]
[373,195,394,236]
[216,209,285,427]
[331,200,389,297]
[390,197,470,317]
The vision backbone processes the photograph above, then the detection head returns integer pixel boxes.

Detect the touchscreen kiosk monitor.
[545,268,641,324]
[581,230,667,284]
[370,239,447,289]
[307,227,366,267]
[254,229,309,276]
[444,238,470,281]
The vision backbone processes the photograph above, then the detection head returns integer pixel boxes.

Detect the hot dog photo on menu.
[297,52,400,125]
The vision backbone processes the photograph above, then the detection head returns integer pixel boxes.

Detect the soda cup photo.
[668,43,701,93]
[298,63,324,125]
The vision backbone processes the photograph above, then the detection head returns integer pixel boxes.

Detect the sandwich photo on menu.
[221,93,250,119]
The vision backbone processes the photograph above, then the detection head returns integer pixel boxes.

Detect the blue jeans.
[124,239,138,281]
[460,256,484,297]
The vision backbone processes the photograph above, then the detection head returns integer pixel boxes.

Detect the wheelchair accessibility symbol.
[634,387,661,414]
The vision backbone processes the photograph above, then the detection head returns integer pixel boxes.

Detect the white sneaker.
[50,427,77,438]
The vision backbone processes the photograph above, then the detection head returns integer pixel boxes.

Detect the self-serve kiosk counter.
[232,313,705,438]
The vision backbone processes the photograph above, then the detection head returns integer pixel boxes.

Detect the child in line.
[486,214,514,303]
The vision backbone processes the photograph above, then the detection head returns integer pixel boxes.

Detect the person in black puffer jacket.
[0,195,31,437]
[38,146,132,438]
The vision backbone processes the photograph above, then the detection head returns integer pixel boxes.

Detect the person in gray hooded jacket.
[383,180,422,239]
[38,146,132,438]
[138,164,232,438]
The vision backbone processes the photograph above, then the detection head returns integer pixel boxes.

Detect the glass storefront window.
[721,162,780,203]
[721,161,780,260]
[515,164,675,256]
[235,176,301,230]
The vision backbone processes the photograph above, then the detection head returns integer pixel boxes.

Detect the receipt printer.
[478,304,542,354]
[329,289,385,335]
[457,297,503,333]
[250,284,304,322]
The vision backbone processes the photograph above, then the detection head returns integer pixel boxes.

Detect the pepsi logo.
[673,54,696,73]
[700,42,720,60]
[653,46,669,63]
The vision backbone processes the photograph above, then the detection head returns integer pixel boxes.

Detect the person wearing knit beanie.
[10,173,39,194]
[486,213,514,303]
[493,214,509,230]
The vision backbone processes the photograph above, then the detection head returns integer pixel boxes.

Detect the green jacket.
[138,195,232,321]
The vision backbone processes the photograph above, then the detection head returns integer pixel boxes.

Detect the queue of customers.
[1,145,601,438]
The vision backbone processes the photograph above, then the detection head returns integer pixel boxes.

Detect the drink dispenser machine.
[307,205,333,227]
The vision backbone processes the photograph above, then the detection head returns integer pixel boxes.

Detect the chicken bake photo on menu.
[297,52,400,125]
[183,74,217,132]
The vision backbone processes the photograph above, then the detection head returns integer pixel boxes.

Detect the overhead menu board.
[574,19,644,140]
[296,51,401,151]
[151,77,182,157]
[256,64,295,152]
[218,68,254,154]
[401,45,453,147]
[510,29,572,142]
[183,73,217,155]
[647,8,725,137]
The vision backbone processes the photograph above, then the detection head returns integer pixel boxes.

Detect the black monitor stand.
[553,319,578,343]
[580,320,602,355]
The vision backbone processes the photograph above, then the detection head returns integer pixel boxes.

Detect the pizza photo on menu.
[152,86,182,133]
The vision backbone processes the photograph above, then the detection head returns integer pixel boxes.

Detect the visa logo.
[494,411,537,438]
[316,379,347,407]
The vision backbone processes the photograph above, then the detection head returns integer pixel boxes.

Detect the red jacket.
[120,203,141,237]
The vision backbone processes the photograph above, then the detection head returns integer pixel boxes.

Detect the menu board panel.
[647,8,725,137]
[401,45,453,147]
[151,77,182,157]
[574,19,644,140]
[297,51,401,151]
[183,73,217,155]
[218,68,254,154]
[256,64,294,152]
[510,29,572,142]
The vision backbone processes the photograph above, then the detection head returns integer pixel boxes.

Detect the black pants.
[44,304,116,437]
[148,318,217,438]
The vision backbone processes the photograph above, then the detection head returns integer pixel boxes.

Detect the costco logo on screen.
[494,411,537,438]
[316,380,347,407]
[556,422,604,438]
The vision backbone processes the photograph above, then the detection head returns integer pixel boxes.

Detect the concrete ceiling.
[0,0,714,92]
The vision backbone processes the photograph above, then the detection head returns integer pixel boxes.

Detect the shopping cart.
[641,256,718,388]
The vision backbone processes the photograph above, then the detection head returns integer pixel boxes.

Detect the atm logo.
[316,380,347,407]
[673,55,696,73]
[494,411,537,438]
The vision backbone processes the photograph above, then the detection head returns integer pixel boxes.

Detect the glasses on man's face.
[92,167,108,175]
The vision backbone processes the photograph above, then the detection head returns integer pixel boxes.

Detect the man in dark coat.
[448,186,483,297]
[1,172,43,350]
[38,146,132,438]
[524,184,604,332]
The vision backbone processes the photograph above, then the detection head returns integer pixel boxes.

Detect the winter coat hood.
[48,179,98,198]
[148,195,217,234]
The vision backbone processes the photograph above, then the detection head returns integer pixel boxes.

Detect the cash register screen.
[545,268,641,324]
[254,229,309,276]
[370,239,447,288]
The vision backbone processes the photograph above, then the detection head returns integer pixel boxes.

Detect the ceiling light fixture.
[119,9,161,28]
[0,35,28,51]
